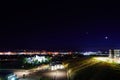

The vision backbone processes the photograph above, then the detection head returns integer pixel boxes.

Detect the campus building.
[109,49,120,59]
[109,49,120,63]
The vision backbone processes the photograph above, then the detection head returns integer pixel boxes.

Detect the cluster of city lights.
[0,51,71,55]
[24,55,50,64]
[82,52,98,56]
[51,64,64,70]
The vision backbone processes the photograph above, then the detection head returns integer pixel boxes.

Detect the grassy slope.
[63,57,120,80]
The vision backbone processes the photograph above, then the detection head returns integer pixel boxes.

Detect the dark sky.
[0,1,120,51]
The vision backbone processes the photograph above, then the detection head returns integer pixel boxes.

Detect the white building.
[109,49,120,63]
[109,49,120,58]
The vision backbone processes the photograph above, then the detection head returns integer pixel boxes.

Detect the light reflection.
[43,70,66,78]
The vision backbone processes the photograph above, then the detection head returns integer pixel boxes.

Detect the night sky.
[0,1,120,51]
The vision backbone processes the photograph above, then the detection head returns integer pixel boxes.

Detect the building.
[109,49,120,59]
[109,49,120,63]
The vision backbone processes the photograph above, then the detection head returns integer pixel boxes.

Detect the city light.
[0,51,71,55]
[51,64,64,70]
[51,66,57,70]
[93,57,120,64]
[10,77,16,80]
[24,55,50,64]
[82,52,97,56]
[7,74,18,80]
[93,57,109,62]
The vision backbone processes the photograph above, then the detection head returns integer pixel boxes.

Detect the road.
[41,69,67,80]
[13,65,48,78]
[2,65,67,80]
[20,69,67,80]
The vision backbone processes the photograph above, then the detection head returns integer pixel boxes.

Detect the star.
[105,36,108,39]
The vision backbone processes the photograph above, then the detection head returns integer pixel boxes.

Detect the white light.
[8,74,17,80]
[25,55,49,64]
[82,52,97,56]
[60,65,64,69]
[51,66,54,70]
[105,36,108,39]
[51,64,64,70]
[11,77,15,80]
[94,57,109,62]
[8,74,15,78]
[51,66,56,70]
[57,65,60,69]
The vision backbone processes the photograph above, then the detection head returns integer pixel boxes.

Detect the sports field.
[63,57,120,80]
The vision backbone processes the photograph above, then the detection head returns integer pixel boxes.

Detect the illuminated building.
[25,55,50,64]
[109,49,120,59]
[109,49,120,63]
